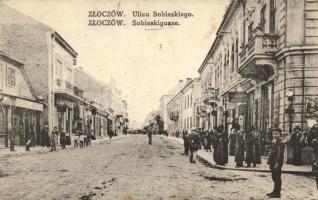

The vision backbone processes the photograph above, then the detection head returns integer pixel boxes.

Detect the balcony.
[238,33,278,80]
[54,79,83,102]
[169,111,179,121]
[203,87,219,107]
[73,86,84,99]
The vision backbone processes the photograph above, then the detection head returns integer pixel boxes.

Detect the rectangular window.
[190,117,192,128]
[269,0,276,33]
[187,117,189,129]
[190,95,192,108]
[248,22,254,41]
[187,95,190,109]
[260,5,266,32]
[7,66,16,87]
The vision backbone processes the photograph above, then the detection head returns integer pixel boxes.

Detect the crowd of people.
[181,121,263,168]
[22,125,99,152]
[179,119,318,198]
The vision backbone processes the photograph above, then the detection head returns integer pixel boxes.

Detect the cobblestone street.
[0,135,317,200]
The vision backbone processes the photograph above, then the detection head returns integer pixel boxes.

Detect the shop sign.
[228,92,247,102]
[15,98,43,111]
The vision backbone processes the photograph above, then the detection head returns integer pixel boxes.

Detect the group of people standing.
[181,125,285,198]
[34,125,96,151]
[181,122,262,168]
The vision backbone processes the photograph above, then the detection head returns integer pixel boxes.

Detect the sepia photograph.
[0,0,318,199]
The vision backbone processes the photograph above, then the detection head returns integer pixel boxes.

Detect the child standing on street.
[267,128,285,198]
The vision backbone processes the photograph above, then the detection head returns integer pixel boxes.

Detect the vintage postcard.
[0,0,317,199]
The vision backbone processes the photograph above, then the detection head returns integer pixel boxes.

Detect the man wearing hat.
[288,126,302,165]
[187,127,201,163]
[267,128,285,198]
[41,124,50,148]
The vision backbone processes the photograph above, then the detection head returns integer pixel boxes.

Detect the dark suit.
[267,140,285,195]
[188,131,201,163]
[289,131,302,165]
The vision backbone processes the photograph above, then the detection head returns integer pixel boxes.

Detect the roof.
[52,31,78,58]
[0,51,23,66]
[198,0,240,73]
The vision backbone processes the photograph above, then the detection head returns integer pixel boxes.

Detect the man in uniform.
[188,127,201,163]
[267,128,285,198]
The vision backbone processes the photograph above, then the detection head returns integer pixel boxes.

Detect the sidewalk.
[0,135,127,158]
[166,136,315,176]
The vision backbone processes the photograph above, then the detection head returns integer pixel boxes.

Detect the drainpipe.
[47,32,55,134]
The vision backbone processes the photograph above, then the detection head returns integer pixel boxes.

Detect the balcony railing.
[239,33,279,66]
[203,87,219,105]
[73,86,84,99]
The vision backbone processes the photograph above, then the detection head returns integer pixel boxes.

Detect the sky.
[3,0,228,124]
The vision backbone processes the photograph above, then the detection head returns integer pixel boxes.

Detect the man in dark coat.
[60,129,66,149]
[148,130,152,145]
[266,128,285,198]
[212,127,219,163]
[288,126,302,165]
[229,128,237,156]
[41,125,49,148]
[245,127,262,168]
[235,129,245,168]
[307,123,318,190]
[216,126,228,165]
[182,129,189,155]
[188,128,201,163]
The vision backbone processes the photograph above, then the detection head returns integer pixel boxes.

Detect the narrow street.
[0,136,317,200]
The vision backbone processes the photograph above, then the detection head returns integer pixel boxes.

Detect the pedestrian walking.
[235,129,245,168]
[50,127,58,151]
[41,125,50,148]
[148,129,152,145]
[188,127,201,163]
[288,126,302,165]
[79,133,85,148]
[266,128,285,198]
[108,128,113,139]
[229,128,237,156]
[212,127,219,163]
[73,131,79,148]
[182,129,189,155]
[60,129,66,149]
[215,125,228,165]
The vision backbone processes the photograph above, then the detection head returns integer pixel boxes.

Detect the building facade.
[0,52,43,148]
[198,0,318,161]
[159,95,173,132]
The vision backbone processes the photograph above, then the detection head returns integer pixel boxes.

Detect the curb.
[196,154,316,176]
[164,136,316,176]
[0,135,128,158]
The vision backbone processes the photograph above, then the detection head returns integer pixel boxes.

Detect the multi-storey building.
[166,78,201,135]
[0,4,81,142]
[159,95,173,132]
[180,78,201,132]
[0,52,43,148]
[199,0,318,162]
[73,67,110,138]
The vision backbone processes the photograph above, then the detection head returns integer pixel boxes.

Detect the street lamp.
[285,89,295,134]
